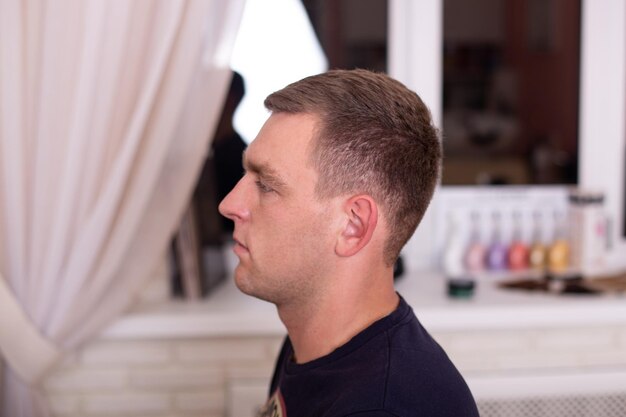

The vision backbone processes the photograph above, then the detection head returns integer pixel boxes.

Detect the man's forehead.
[243,135,292,187]
[247,113,317,160]
[244,112,320,185]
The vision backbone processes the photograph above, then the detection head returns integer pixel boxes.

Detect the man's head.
[264,69,441,265]
[219,69,441,305]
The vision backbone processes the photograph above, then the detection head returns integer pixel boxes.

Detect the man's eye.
[255,180,273,193]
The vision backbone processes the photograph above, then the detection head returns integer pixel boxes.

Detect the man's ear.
[335,195,378,258]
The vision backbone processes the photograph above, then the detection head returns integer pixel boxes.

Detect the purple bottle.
[486,211,508,270]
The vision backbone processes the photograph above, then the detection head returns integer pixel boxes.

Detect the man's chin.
[233,268,257,297]
[233,269,275,303]
[233,267,248,290]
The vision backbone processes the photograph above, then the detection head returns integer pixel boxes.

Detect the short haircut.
[264,69,442,266]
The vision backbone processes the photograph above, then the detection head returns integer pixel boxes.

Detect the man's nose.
[218,177,250,222]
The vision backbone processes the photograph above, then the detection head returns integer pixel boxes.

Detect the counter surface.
[102,271,626,340]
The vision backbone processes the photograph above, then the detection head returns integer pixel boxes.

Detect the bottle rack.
[434,187,574,280]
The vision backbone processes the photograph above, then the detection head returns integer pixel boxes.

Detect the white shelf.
[101,270,626,340]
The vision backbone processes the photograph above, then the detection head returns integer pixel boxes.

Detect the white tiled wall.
[437,325,626,373]
[43,325,626,417]
[44,336,282,417]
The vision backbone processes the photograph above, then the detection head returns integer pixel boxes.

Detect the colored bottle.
[486,212,507,271]
[528,211,547,271]
[548,211,570,274]
[442,211,465,278]
[464,211,486,272]
[507,211,529,270]
[568,189,608,275]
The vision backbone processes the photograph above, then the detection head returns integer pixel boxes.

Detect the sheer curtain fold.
[0,0,28,303]
[38,1,187,332]
[0,0,246,415]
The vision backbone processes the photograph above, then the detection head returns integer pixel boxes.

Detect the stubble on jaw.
[233,206,333,310]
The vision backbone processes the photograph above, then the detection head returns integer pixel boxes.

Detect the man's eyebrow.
[242,150,288,189]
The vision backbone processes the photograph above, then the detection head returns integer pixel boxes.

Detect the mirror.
[442,0,580,185]
[302,0,581,186]
[301,0,388,72]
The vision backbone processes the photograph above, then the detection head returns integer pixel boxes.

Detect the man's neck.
[277,269,399,364]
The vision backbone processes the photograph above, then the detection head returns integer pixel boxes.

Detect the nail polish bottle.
[548,211,570,274]
[507,211,529,270]
[442,211,465,278]
[528,211,547,271]
[486,211,507,271]
[464,211,486,272]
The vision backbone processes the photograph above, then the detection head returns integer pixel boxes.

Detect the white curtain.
[0,0,245,415]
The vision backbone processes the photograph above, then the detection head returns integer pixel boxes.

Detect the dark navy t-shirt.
[259,295,479,417]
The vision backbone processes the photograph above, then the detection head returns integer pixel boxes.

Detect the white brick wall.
[81,341,172,365]
[175,339,270,364]
[45,336,282,417]
[44,326,626,417]
[46,368,129,392]
[82,393,170,415]
[432,325,626,375]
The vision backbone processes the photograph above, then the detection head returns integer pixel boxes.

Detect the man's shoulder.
[327,310,479,417]
[381,311,479,417]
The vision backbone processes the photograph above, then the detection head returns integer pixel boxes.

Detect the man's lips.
[233,238,249,255]
[233,237,247,248]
